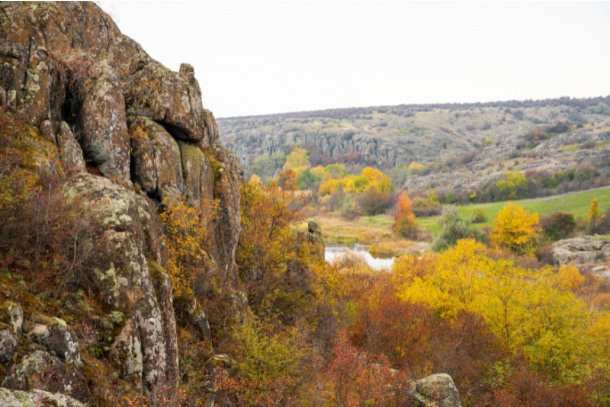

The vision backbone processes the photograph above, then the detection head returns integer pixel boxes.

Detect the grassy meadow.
[303,186,610,246]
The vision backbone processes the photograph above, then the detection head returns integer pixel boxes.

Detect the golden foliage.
[490,202,540,255]
[589,197,599,222]
[160,198,218,297]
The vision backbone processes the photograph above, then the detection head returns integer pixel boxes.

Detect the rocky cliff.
[0,2,242,404]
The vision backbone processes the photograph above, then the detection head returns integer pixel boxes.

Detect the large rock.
[0,388,85,407]
[76,59,131,186]
[25,318,81,367]
[57,122,85,176]
[1,1,244,403]
[552,236,610,279]
[62,174,178,388]
[408,373,463,407]
[2,350,83,396]
[307,220,325,248]
[0,329,18,365]
[207,145,244,271]
[178,140,215,207]
[128,116,185,204]
[123,55,207,143]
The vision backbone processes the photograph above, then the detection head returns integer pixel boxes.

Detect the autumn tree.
[235,179,319,316]
[160,197,218,297]
[589,198,599,222]
[392,193,418,239]
[490,202,540,255]
[283,146,310,171]
[496,171,529,200]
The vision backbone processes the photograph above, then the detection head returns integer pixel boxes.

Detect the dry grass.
[297,211,428,253]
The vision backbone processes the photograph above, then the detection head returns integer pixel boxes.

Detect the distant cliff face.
[219,100,610,190]
[0,1,242,403]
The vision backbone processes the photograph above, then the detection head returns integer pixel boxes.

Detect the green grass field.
[304,186,610,243]
[419,186,610,234]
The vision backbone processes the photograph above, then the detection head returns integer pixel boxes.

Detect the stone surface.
[178,140,215,207]
[62,173,178,387]
[57,121,85,176]
[128,117,185,204]
[0,302,24,336]
[25,320,81,366]
[1,2,243,403]
[76,59,131,186]
[307,220,325,248]
[2,350,83,396]
[408,373,463,407]
[0,388,86,407]
[0,329,18,365]
[207,145,244,272]
[552,236,610,279]
[123,55,206,142]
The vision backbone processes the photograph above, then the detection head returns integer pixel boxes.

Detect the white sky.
[99,1,610,118]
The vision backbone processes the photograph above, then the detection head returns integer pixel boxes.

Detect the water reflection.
[325,244,395,270]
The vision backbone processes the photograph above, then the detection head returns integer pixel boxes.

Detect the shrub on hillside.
[540,212,576,241]
[412,196,442,217]
[340,195,359,220]
[467,208,487,223]
[588,208,610,235]
[432,206,486,252]
[357,186,394,216]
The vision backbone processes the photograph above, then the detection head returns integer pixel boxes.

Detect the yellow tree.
[589,198,599,222]
[362,167,394,193]
[490,202,540,255]
[283,147,310,171]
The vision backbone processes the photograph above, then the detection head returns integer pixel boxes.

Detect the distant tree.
[496,171,529,200]
[357,187,393,216]
[249,174,261,184]
[589,198,599,222]
[278,169,298,192]
[340,195,359,220]
[283,146,310,171]
[392,193,417,239]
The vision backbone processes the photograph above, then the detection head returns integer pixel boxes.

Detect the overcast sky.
[99,1,610,118]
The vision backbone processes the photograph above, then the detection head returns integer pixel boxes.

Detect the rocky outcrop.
[407,373,463,407]
[0,1,243,403]
[76,59,131,186]
[57,121,85,176]
[552,236,610,279]
[0,388,85,407]
[307,220,325,248]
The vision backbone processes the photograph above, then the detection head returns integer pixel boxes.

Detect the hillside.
[219,99,610,193]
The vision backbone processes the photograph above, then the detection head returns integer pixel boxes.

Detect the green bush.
[432,206,487,252]
[540,212,576,241]
[467,208,487,224]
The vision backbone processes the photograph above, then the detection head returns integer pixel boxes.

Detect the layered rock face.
[0,1,242,401]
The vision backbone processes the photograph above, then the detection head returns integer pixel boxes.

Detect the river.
[325,244,396,270]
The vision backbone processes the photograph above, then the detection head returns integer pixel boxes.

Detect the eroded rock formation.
[0,1,242,402]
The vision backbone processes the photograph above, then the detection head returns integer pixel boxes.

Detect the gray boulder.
[0,387,85,407]
[408,373,463,407]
